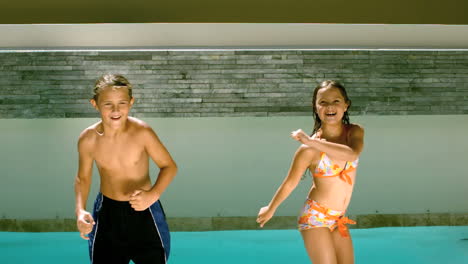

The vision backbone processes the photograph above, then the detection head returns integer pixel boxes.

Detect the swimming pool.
[1,226,467,263]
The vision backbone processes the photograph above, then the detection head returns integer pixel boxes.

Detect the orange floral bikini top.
[313,152,359,185]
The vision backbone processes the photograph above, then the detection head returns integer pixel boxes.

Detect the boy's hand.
[256,206,275,228]
[129,190,159,211]
[291,129,310,144]
[76,210,95,240]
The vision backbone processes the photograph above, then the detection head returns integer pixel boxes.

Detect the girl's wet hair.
[311,80,351,134]
[93,74,133,101]
[302,80,352,180]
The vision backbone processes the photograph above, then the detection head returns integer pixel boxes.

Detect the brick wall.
[1,50,467,118]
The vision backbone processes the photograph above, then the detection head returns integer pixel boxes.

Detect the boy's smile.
[110,115,122,121]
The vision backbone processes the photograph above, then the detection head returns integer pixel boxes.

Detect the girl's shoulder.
[347,123,364,133]
[346,123,365,142]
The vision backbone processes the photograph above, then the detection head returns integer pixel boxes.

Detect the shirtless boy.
[74,74,177,264]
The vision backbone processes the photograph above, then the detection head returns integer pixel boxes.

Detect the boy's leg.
[87,193,103,262]
[89,194,132,264]
[131,242,165,264]
[92,240,131,264]
[149,200,171,258]
[129,201,170,264]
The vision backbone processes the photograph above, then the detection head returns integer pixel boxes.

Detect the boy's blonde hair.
[93,74,133,101]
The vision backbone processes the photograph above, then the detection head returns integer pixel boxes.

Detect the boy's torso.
[87,119,153,201]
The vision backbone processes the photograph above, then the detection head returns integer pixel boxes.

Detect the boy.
[74,74,177,264]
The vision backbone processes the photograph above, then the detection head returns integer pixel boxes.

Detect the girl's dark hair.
[311,80,351,134]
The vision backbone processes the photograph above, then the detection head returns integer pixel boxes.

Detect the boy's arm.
[74,132,95,239]
[130,126,178,211]
[74,134,94,214]
[145,126,178,198]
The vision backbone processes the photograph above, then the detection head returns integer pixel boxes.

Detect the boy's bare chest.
[93,139,147,169]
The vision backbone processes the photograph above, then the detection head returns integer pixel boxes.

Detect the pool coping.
[1,212,468,232]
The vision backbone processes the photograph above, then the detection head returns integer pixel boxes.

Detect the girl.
[257,80,364,264]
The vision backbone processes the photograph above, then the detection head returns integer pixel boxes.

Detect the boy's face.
[90,86,134,128]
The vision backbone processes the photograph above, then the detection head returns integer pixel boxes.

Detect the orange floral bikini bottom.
[298,199,356,237]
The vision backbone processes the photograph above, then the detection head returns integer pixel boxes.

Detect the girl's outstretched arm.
[257,145,316,227]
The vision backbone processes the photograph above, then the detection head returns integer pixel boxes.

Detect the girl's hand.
[256,206,275,228]
[291,129,311,144]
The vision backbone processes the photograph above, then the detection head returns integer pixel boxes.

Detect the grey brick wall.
[1,50,467,118]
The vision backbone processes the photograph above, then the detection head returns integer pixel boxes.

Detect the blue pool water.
[1,226,467,263]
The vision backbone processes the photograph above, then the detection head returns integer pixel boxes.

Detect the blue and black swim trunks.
[88,193,170,264]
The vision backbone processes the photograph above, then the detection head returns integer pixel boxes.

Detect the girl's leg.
[331,228,354,264]
[301,228,338,264]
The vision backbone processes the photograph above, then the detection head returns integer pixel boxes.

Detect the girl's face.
[91,86,134,128]
[315,86,349,125]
